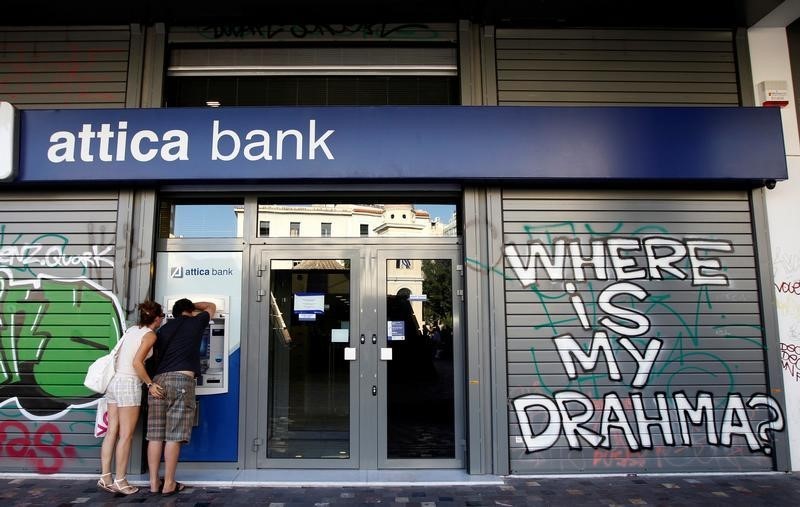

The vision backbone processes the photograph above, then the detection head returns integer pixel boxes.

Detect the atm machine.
[163,295,229,395]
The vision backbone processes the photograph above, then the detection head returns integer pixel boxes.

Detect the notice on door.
[331,328,349,343]
[387,320,405,341]
[294,292,324,313]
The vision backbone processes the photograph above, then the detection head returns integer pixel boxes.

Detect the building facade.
[1,1,798,477]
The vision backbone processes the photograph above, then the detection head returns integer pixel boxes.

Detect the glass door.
[256,249,361,468]
[377,248,464,468]
[254,245,463,470]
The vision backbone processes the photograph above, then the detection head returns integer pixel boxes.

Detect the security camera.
[766,179,777,190]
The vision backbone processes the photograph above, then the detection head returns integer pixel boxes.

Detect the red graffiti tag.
[0,421,77,474]
[95,409,109,438]
[781,342,800,382]
[775,281,800,295]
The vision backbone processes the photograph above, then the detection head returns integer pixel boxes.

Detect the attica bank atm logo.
[170,265,233,278]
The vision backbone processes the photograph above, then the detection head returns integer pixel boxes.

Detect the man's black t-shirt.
[154,312,211,377]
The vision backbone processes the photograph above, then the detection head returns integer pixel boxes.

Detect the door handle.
[360,333,366,344]
[371,333,377,344]
[372,385,377,396]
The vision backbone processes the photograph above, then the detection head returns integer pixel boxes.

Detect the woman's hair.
[137,300,163,327]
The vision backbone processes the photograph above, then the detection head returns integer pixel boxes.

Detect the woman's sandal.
[96,473,116,493]
[112,477,140,496]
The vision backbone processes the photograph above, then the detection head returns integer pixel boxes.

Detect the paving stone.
[0,473,798,506]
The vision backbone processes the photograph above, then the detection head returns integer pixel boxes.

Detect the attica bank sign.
[0,101,788,184]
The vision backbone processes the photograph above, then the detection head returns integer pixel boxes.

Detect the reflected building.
[235,203,451,238]
[234,203,456,324]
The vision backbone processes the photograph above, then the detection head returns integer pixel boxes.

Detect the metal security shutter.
[168,23,457,77]
[496,29,739,106]
[0,26,130,109]
[503,190,777,473]
[0,191,124,473]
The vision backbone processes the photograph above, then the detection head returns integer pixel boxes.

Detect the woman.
[96,300,164,496]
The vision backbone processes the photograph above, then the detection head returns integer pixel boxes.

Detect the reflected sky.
[173,204,239,238]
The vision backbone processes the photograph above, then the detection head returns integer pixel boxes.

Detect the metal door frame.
[254,245,363,469]
[251,243,464,470]
[376,246,465,469]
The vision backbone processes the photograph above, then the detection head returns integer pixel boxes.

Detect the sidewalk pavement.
[0,472,799,506]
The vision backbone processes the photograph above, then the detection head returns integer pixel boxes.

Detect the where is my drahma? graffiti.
[504,232,785,461]
[0,227,123,473]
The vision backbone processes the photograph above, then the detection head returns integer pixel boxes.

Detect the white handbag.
[83,337,125,394]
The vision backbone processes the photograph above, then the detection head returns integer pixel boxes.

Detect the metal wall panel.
[0,26,130,109]
[169,47,457,73]
[0,191,124,473]
[502,190,781,473]
[495,29,740,106]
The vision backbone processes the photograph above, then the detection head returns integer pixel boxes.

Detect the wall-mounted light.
[206,100,221,107]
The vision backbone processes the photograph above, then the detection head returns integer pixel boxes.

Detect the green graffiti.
[0,271,124,416]
[464,257,509,280]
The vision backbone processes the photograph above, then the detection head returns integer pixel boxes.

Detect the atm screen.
[198,326,211,373]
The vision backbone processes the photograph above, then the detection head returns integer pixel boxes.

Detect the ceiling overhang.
[1,1,788,28]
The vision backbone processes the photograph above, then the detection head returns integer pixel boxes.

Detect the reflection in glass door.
[267,258,352,459]
[382,256,461,465]
[257,247,463,470]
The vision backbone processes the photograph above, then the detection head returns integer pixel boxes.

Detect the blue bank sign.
[4,104,789,183]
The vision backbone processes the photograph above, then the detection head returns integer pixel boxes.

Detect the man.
[145,298,216,496]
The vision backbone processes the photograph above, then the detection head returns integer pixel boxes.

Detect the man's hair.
[172,298,194,317]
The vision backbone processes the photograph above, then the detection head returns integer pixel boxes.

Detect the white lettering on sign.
[211,119,334,161]
[44,119,335,164]
[47,122,189,163]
